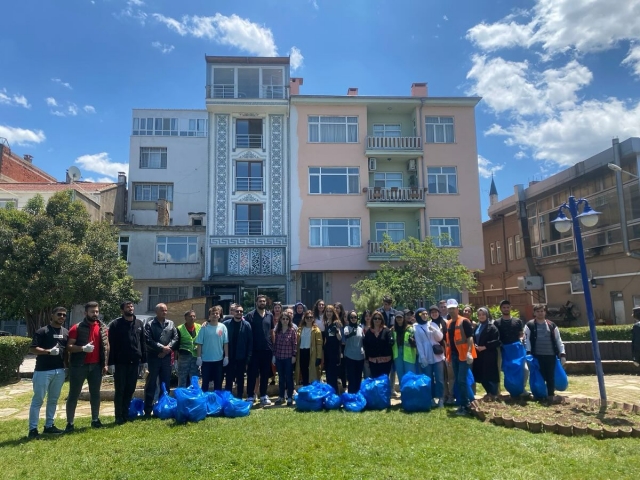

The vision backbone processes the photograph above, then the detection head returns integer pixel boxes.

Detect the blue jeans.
[275,358,294,399]
[394,354,416,385]
[452,355,471,408]
[29,368,65,430]
[421,361,445,400]
[177,354,199,388]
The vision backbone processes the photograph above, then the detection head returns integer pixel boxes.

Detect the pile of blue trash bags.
[526,355,569,399]
[151,376,252,423]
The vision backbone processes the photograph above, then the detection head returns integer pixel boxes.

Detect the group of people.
[27,294,577,438]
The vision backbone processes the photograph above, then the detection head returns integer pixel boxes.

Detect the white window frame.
[496,240,503,264]
[425,116,455,143]
[309,218,361,248]
[373,172,403,188]
[308,167,359,195]
[180,119,207,137]
[156,236,198,264]
[490,243,496,264]
[154,118,178,136]
[508,237,514,261]
[375,222,405,242]
[308,116,358,143]
[429,218,461,247]
[427,167,458,194]
[118,235,129,262]
[139,147,167,169]
[133,183,173,202]
[132,117,154,135]
[515,234,523,259]
[0,199,17,209]
[373,124,401,137]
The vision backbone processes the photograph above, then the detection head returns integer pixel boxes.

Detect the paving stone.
[0,408,19,417]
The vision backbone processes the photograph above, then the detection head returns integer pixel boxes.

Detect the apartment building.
[290,84,484,310]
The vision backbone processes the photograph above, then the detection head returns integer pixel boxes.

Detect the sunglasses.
[56,313,67,317]
[349,315,357,319]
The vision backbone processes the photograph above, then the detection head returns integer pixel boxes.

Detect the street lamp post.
[551,196,607,402]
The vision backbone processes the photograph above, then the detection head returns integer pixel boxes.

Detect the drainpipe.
[420,99,427,239]
[612,138,640,259]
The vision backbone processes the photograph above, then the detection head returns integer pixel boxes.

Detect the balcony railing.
[262,85,285,99]
[367,187,425,203]
[207,84,235,99]
[235,134,264,149]
[366,136,422,150]
[235,177,264,192]
[206,84,287,100]
[235,220,263,236]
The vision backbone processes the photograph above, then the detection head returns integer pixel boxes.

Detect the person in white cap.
[445,299,476,415]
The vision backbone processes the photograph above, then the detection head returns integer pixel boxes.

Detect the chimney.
[347,87,358,96]
[411,83,428,97]
[156,199,170,226]
[23,154,33,163]
[117,172,127,184]
[289,77,303,95]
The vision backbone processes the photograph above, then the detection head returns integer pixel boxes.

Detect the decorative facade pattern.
[209,236,287,246]
[237,194,261,202]
[269,115,284,235]
[214,114,229,235]
[227,247,285,275]
[236,150,264,160]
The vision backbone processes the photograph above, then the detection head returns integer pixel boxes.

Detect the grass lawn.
[1,407,639,479]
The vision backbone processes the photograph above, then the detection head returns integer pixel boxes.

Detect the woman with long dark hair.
[363,311,394,378]
[360,309,372,378]
[391,311,416,384]
[473,307,500,400]
[333,302,347,391]
[272,311,297,406]
[295,310,323,386]
[322,305,342,392]
[313,299,326,332]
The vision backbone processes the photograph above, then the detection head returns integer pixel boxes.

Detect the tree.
[351,235,477,310]
[0,192,141,336]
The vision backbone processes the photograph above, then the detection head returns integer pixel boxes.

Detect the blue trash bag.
[526,355,548,399]
[205,392,222,417]
[554,357,569,391]
[360,375,391,410]
[223,397,252,418]
[400,371,433,412]
[502,342,526,397]
[453,368,476,406]
[341,392,367,412]
[213,390,234,410]
[295,381,335,412]
[324,393,342,410]
[153,383,177,420]
[128,397,144,419]
[174,376,207,423]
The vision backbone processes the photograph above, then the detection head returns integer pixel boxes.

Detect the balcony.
[367,241,400,261]
[234,220,263,236]
[235,134,264,149]
[235,177,264,192]
[366,187,426,208]
[206,84,287,100]
[365,136,423,156]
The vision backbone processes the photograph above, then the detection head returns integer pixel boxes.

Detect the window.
[308,116,358,143]
[237,68,260,98]
[427,167,458,194]
[191,217,203,226]
[236,161,263,191]
[375,222,404,242]
[156,236,198,263]
[508,237,514,261]
[310,219,361,247]
[132,117,154,135]
[133,183,173,202]
[425,116,455,143]
[515,235,522,259]
[139,147,167,169]
[154,118,178,136]
[0,200,16,209]
[373,172,403,188]
[496,241,503,264]
[235,204,263,236]
[180,119,207,137]
[212,67,235,98]
[148,286,188,311]
[309,167,359,194]
[192,286,205,298]
[235,119,263,148]
[430,218,460,247]
[211,249,227,274]
[262,68,284,99]
[490,243,496,264]
[373,124,401,137]
[118,236,129,262]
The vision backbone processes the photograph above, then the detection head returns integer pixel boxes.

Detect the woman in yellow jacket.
[295,310,323,386]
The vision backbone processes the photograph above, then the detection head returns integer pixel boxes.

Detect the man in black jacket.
[108,301,147,425]
[223,306,253,399]
[245,295,274,405]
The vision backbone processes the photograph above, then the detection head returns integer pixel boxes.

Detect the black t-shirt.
[494,317,524,345]
[229,319,241,357]
[447,317,474,355]
[31,324,68,371]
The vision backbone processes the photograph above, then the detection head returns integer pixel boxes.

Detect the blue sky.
[2,0,640,218]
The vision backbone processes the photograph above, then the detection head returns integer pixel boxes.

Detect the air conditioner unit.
[368,157,377,171]
[517,276,544,291]
[407,158,417,171]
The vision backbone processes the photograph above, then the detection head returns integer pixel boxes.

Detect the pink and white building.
[289,82,484,309]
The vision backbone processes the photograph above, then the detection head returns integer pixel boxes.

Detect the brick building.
[0,140,57,184]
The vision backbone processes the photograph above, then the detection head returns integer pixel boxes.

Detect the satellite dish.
[67,166,81,182]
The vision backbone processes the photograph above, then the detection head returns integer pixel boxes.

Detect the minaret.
[489,174,498,206]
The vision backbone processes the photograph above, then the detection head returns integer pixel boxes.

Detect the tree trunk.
[25,308,52,337]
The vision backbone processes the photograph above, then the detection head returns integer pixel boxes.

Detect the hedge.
[558,325,633,342]
[0,336,32,383]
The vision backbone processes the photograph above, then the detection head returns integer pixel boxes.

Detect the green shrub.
[558,325,633,341]
[470,305,521,323]
[0,336,32,382]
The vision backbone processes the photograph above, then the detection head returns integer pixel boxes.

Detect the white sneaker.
[260,396,272,406]
[250,394,258,403]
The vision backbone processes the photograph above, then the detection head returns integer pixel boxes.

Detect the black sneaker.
[64,423,74,433]
[43,425,64,434]
[28,428,40,439]
[91,419,103,429]
[115,417,126,425]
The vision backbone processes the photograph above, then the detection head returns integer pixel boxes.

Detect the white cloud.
[443,15,448,21]
[83,105,96,114]
[152,13,278,56]
[467,20,534,52]
[310,0,318,10]
[0,125,46,146]
[51,78,72,90]
[289,46,304,71]
[478,155,504,179]
[67,104,79,116]
[45,97,58,107]
[151,41,175,54]
[75,152,128,179]
[514,151,527,160]
[51,110,66,117]
[622,44,640,78]
[128,0,144,5]
[115,0,147,25]
[0,88,31,108]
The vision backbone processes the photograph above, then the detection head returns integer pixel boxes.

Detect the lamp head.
[578,202,600,228]
[551,211,572,233]
[607,163,623,173]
